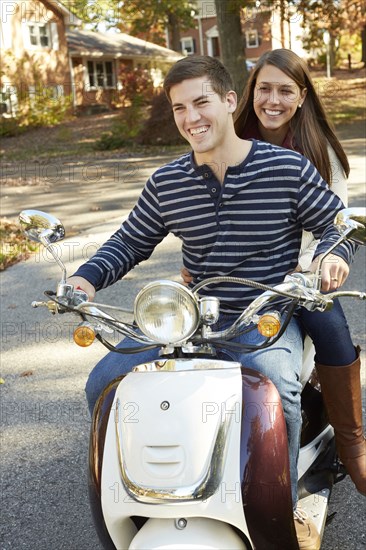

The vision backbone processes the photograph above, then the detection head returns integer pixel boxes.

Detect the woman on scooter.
[181,48,365,497]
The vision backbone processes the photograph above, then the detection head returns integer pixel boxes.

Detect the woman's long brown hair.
[234,49,349,184]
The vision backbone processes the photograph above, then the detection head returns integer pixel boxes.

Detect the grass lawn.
[313,72,365,125]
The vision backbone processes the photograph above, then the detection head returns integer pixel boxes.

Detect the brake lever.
[283,272,333,311]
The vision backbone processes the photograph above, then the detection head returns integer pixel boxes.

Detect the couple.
[69,50,365,548]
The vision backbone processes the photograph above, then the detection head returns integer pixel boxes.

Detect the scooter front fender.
[129,517,248,549]
[240,367,299,549]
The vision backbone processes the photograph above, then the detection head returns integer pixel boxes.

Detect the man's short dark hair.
[164,55,234,102]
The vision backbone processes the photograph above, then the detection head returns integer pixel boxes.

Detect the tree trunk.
[280,0,286,47]
[168,12,181,52]
[361,24,366,66]
[214,0,248,97]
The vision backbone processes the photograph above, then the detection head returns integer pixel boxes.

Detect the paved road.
[1,140,365,549]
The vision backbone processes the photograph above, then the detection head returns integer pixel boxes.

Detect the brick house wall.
[0,0,77,111]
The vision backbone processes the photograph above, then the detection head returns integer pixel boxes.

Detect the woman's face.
[253,64,306,134]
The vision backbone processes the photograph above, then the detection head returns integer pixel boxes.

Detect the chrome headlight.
[134,281,200,345]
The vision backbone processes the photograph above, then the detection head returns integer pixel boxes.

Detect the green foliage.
[68,0,196,45]
[119,0,197,35]
[1,92,72,137]
[297,0,365,65]
[119,0,196,46]
[0,117,27,137]
[95,97,146,150]
[95,65,155,150]
[95,87,186,150]
[67,0,116,30]
[1,52,72,136]
[20,92,72,128]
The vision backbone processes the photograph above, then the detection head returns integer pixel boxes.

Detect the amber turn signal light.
[73,323,95,347]
[257,312,281,338]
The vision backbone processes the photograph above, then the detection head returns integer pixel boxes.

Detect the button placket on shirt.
[202,170,220,198]
[201,169,225,230]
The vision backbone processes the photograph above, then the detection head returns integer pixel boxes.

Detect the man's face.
[169,76,236,160]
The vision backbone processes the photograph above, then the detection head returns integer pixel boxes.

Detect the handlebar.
[37,273,365,355]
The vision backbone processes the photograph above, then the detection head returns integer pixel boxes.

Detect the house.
[175,0,307,62]
[0,0,182,115]
[0,0,80,114]
[67,28,182,112]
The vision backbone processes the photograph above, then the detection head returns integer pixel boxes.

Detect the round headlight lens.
[134,281,200,344]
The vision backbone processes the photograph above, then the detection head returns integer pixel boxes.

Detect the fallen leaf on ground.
[20,370,34,377]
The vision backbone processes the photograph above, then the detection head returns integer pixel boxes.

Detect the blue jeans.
[86,316,303,506]
[299,298,356,365]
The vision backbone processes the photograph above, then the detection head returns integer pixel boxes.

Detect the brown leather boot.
[316,347,366,496]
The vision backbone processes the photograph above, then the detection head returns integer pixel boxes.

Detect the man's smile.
[189,125,210,136]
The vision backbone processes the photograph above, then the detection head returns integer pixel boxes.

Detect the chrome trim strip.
[115,394,237,504]
[131,358,242,373]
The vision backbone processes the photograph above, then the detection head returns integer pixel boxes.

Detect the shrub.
[95,96,146,150]
[0,218,39,270]
[118,64,154,107]
[1,52,72,135]
[0,117,27,137]
[137,91,184,146]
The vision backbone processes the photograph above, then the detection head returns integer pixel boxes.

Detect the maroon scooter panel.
[89,376,125,550]
[240,367,299,550]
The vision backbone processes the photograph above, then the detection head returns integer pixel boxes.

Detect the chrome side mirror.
[19,210,65,244]
[19,209,67,282]
[334,208,366,245]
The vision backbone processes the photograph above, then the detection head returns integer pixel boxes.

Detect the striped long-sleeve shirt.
[74,140,355,314]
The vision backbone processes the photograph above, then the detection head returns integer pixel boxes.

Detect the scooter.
[19,207,366,550]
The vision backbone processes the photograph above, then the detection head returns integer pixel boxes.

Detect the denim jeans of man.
[85,315,303,507]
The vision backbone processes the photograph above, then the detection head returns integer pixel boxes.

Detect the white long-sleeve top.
[297,145,348,271]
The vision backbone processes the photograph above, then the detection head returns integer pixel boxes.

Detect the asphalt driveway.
[1,139,365,549]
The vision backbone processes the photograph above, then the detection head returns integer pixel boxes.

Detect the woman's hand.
[67,276,96,301]
[181,266,193,286]
[309,253,349,292]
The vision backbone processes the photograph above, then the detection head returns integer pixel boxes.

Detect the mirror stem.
[40,233,67,283]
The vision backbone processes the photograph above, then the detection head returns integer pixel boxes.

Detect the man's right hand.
[67,276,96,301]
[181,266,193,285]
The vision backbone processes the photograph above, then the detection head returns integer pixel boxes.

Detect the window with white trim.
[22,21,59,50]
[245,30,259,48]
[181,37,195,55]
[87,60,115,88]
[28,23,51,47]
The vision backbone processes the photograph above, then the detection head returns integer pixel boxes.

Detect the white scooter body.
[91,340,334,550]
[101,361,247,549]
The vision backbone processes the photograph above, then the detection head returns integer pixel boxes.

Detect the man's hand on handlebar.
[310,253,349,292]
[181,254,350,294]
[67,276,96,301]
